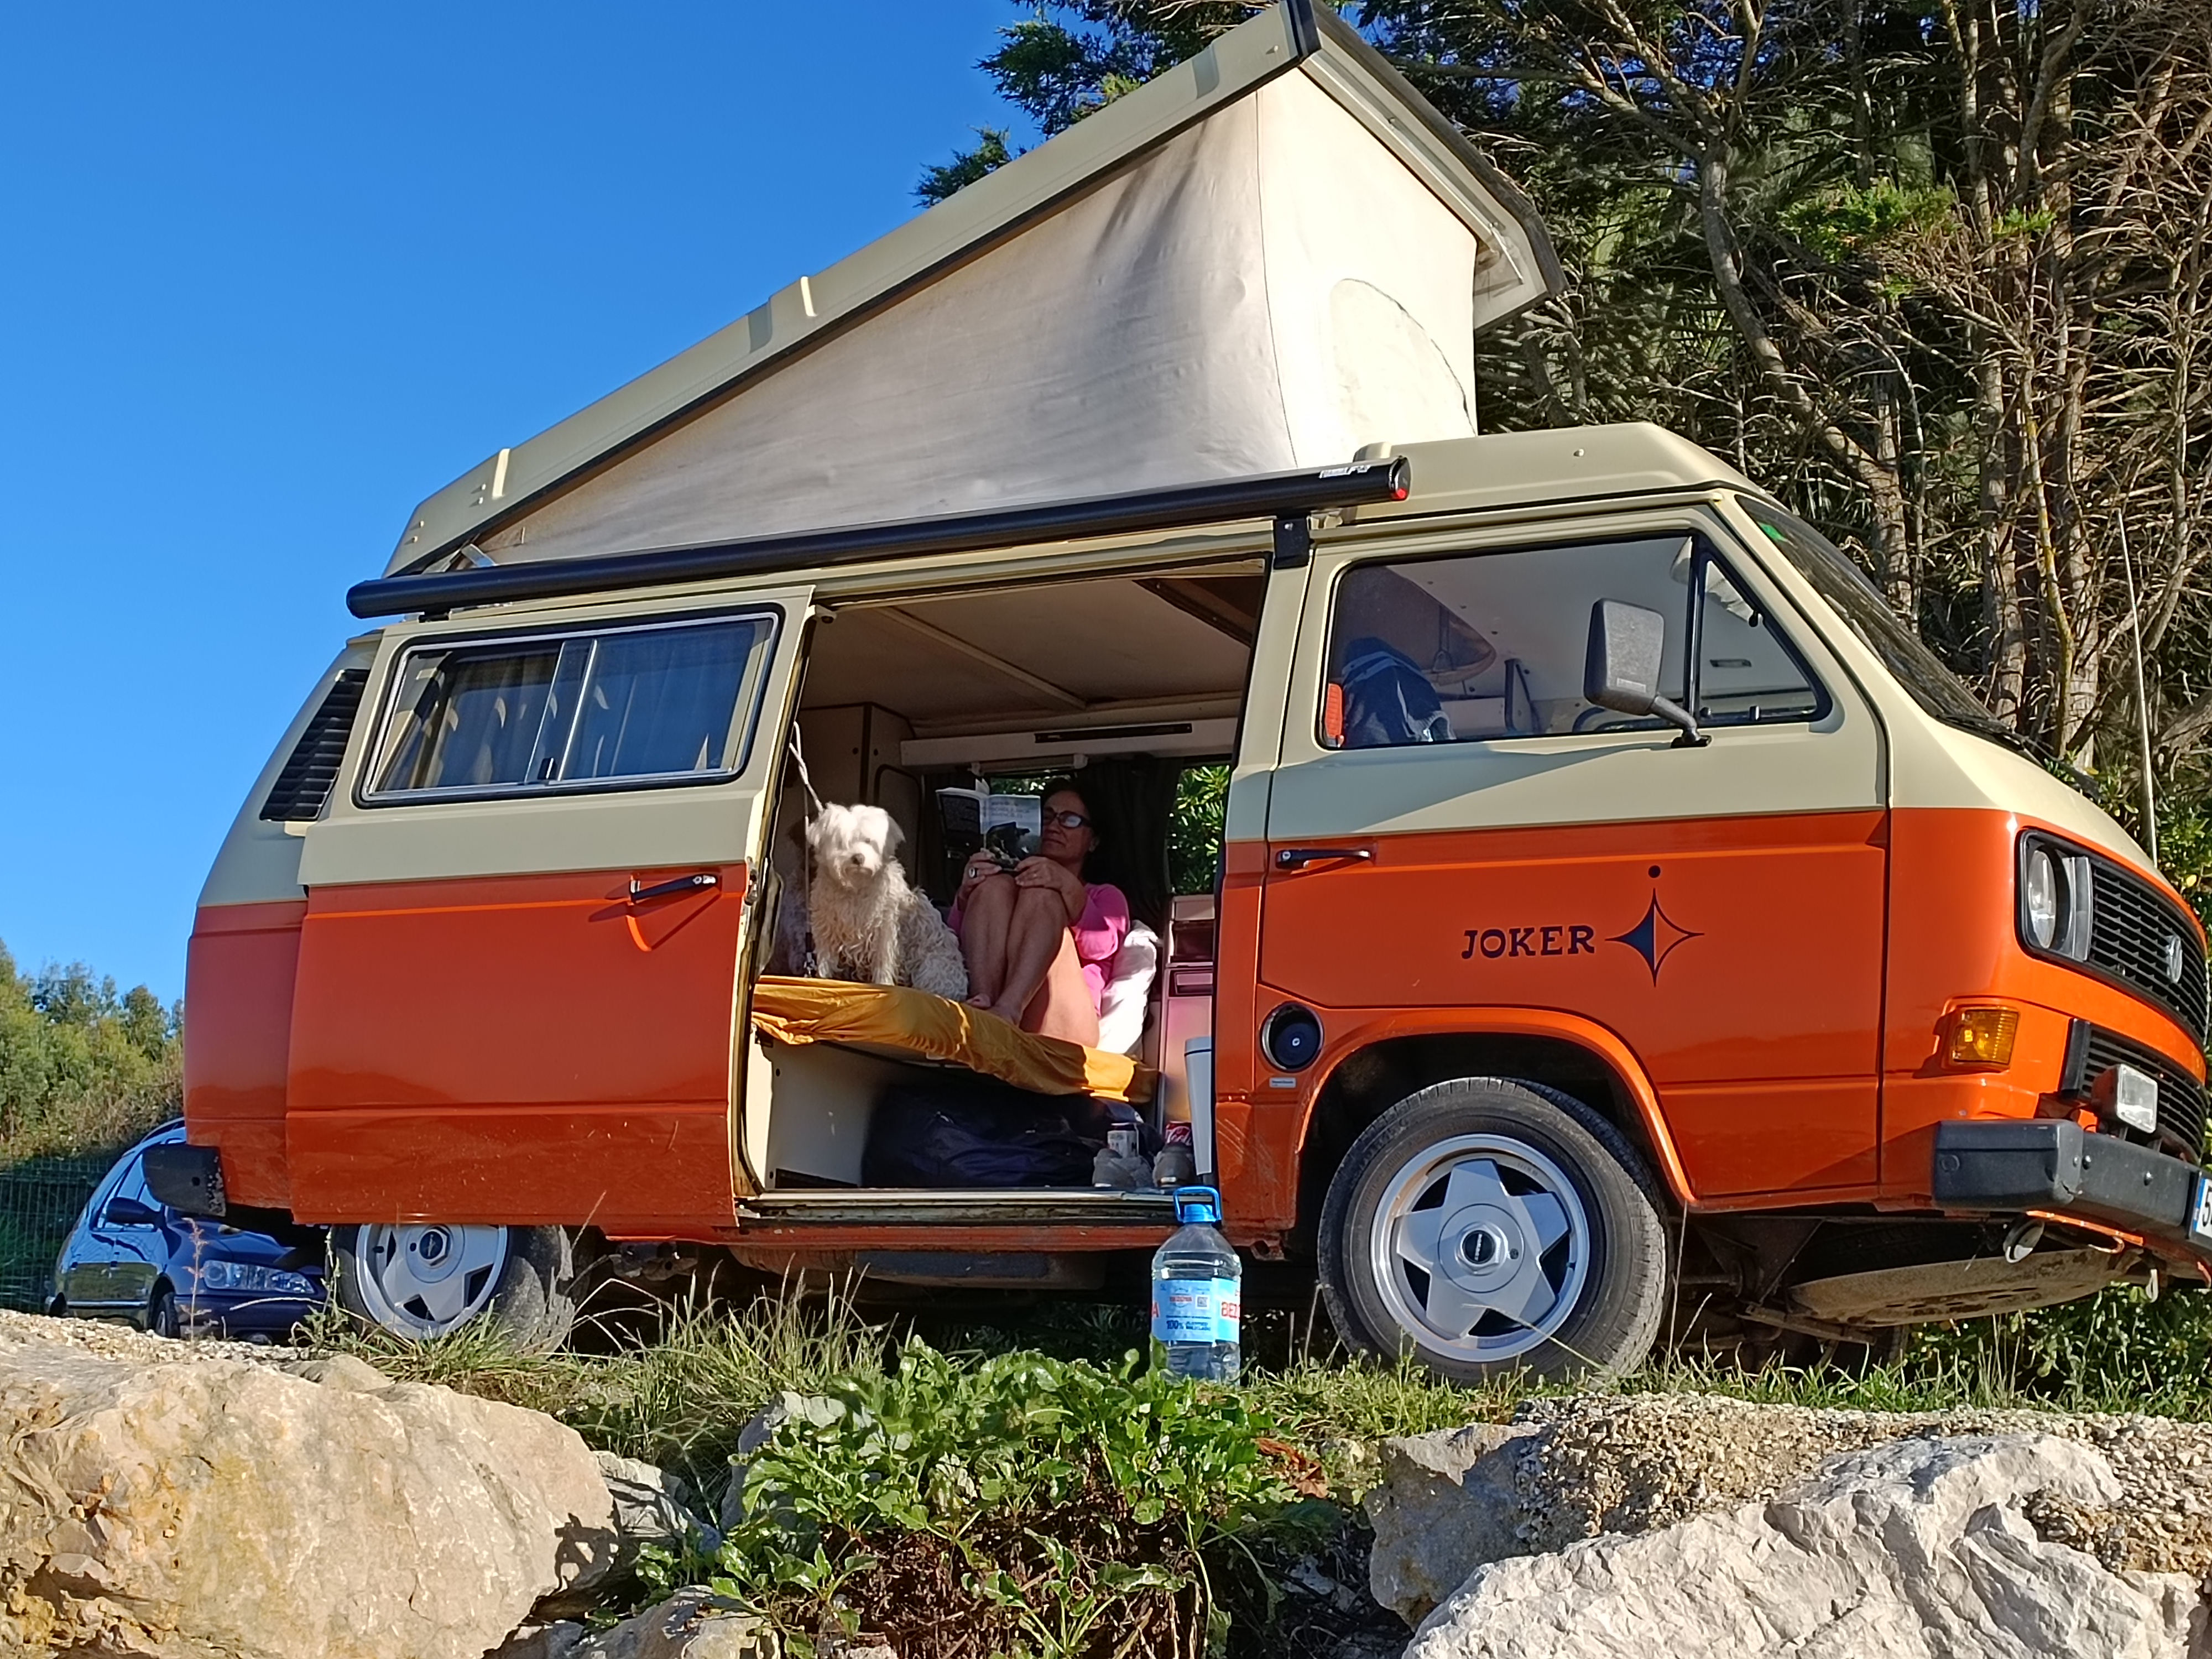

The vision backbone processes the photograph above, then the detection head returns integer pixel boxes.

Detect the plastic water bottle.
[1150,1186,1241,1380]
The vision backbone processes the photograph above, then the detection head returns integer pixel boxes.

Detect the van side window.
[366,613,778,801]
[1322,536,1825,748]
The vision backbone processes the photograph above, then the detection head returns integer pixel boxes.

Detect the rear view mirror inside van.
[1584,599,1706,747]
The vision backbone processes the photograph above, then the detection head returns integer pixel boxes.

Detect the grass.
[298,1276,2212,1659]
[309,1280,2212,1493]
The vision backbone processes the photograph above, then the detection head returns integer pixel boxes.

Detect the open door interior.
[737,562,1259,1225]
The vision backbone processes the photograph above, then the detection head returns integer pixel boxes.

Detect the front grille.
[2086,859,2209,1043]
[2064,1020,2208,1161]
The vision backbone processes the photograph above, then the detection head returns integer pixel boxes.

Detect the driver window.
[1322,535,1823,748]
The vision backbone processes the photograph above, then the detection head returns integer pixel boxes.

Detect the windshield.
[1741,501,2020,748]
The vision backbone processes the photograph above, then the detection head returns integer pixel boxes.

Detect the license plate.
[2190,1176,2212,1244]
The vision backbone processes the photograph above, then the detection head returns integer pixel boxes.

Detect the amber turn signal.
[1945,1006,2020,1070]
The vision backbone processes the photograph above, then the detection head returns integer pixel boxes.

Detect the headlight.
[196,1260,316,1297]
[2020,837,2094,961]
[2024,847,2060,948]
[2095,1062,2159,1136]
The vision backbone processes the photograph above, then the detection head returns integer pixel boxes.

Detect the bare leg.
[990,886,1099,1044]
[1021,930,1102,1047]
[958,874,1018,1006]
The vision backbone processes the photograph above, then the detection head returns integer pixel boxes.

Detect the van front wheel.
[332,1223,576,1351]
[1318,1077,1668,1383]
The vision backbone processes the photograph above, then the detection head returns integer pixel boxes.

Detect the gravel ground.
[1496,1391,2212,1575]
[0,1306,305,1368]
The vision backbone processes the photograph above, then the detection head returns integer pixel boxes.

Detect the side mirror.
[1584,599,1707,747]
[103,1196,163,1228]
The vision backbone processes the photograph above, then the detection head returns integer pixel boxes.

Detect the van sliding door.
[287,586,811,1233]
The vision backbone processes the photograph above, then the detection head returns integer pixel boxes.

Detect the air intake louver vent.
[258,669,369,822]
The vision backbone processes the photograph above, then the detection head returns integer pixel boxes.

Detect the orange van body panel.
[283,864,748,1232]
[1876,807,2204,1200]
[1202,805,2203,1237]
[183,900,307,1208]
[1212,839,1268,1103]
[1213,1002,1695,1239]
[1249,810,1889,1203]
[1884,808,2202,1072]
[186,792,2206,1249]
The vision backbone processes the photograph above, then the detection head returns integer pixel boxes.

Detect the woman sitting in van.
[951,780,1129,1047]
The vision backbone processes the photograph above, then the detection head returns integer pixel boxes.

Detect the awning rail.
[346,456,1411,619]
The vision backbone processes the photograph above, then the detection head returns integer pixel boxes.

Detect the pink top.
[951,880,1131,1013]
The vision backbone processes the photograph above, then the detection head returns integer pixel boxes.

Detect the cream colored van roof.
[384,3,1562,577]
[1363,425,1766,521]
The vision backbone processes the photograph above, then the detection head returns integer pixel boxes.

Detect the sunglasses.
[1044,810,1091,830]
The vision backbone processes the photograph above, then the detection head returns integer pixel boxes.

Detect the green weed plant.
[681,1337,1311,1659]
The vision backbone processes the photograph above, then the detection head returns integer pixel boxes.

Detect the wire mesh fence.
[0,1150,123,1311]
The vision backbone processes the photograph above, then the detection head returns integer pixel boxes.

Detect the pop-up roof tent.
[376,2,1562,591]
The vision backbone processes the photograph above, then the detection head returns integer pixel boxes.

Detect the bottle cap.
[1172,1185,1223,1225]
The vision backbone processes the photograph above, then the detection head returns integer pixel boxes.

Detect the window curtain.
[1073,757,1176,935]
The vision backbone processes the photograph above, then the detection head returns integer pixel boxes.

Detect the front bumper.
[179,1293,324,1337]
[1934,1119,2212,1256]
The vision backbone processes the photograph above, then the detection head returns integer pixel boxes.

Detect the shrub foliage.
[0,942,179,1163]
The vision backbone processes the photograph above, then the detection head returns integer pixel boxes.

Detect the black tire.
[145,1283,179,1339]
[332,1224,578,1352]
[1318,1077,1669,1383]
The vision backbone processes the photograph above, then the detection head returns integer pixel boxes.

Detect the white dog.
[805,803,969,1000]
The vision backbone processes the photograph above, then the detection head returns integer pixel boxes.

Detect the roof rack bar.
[346,456,1411,619]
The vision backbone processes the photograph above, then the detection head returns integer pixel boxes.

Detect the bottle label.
[1152,1277,1240,1344]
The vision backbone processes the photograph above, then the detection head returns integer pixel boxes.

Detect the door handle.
[1273,846,1375,872]
[628,872,719,904]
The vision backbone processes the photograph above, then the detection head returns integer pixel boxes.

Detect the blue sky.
[0,3,1027,1001]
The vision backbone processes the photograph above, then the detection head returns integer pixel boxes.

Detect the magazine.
[937,788,1041,888]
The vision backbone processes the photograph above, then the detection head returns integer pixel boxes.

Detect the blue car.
[49,1123,326,1339]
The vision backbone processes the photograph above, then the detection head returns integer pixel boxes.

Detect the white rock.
[489,1620,590,1659]
[0,1321,618,1659]
[1407,1434,2201,1659]
[596,1452,720,1557]
[572,1588,771,1659]
[1364,1423,1536,1623]
[535,1454,722,1619]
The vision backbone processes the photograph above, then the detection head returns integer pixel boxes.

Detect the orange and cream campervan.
[160,4,2211,1378]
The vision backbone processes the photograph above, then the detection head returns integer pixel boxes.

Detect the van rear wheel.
[1318,1077,1668,1383]
[332,1223,576,1351]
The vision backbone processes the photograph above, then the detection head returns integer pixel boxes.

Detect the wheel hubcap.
[352,1223,509,1340]
[1370,1133,1592,1364]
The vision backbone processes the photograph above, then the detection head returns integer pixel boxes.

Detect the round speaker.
[1261,1004,1323,1072]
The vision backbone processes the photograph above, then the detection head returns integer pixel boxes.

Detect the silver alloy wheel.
[1368,1133,1592,1364]
[350,1223,510,1340]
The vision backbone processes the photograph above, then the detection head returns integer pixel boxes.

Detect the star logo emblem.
[1612,891,1700,984]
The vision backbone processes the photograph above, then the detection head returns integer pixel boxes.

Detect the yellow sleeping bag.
[749,975,1154,1103]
